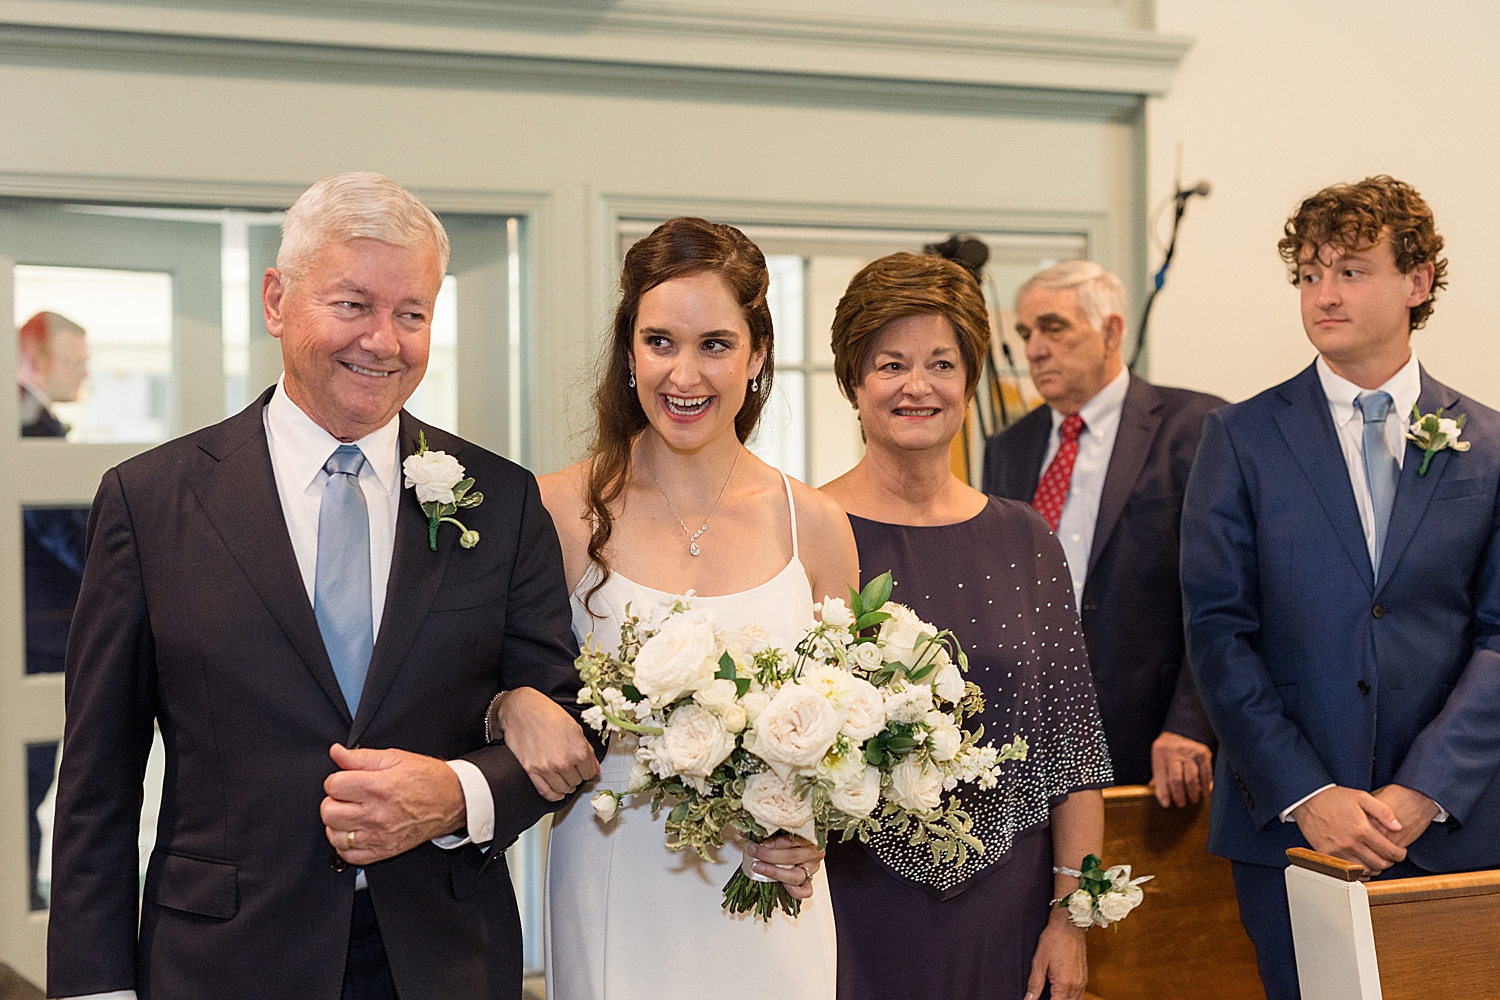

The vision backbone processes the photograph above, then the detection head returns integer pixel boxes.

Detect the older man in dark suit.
[48,172,600,1000]
[983,261,1222,807]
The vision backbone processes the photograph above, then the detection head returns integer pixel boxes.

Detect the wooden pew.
[1285,848,1500,999]
[1085,785,1264,1000]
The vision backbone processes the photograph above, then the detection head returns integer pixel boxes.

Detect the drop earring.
[750,375,760,393]
[629,371,636,388]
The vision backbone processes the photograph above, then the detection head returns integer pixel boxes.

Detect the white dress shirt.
[1280,353,1446,823]
[1041,366,1130,607]
[55,383,500,1000]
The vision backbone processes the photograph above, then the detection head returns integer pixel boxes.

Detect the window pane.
[749,370,806,481]
[810,371,862,487]
[22,505,89,675]
[766,255,805,365]
[403,275,458,431]
[27,741,58,911]
[16,265,173,443]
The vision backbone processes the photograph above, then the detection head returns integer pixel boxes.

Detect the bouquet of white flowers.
[577,571,1029,920]
[1055,854,1154,929]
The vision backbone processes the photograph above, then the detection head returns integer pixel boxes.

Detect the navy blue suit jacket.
[1182,362,1500,870]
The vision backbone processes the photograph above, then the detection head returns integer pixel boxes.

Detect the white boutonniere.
[403,431,483,551]
[1406,405,1471,478]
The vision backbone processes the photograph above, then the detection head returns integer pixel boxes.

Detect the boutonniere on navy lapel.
[402,431,484,550]
[1406,405,1471,477]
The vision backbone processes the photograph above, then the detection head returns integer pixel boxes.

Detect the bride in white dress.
[533,218,859,1000]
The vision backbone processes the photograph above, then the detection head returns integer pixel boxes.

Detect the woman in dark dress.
[820,253,1113,1000]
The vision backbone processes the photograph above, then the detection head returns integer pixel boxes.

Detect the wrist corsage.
[1053,854,1153,929]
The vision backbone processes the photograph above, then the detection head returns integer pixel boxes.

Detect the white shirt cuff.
[431,758,494,848]
[1432,800,1450,823]
[57,993,137,999]
[1281,784,1336,823]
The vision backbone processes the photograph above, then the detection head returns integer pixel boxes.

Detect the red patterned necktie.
[1032,413,1086,531]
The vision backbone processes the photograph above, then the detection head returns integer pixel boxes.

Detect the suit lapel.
[348,414,455,744]
[1273,364,1375,592]
[1375,370,1460,596]
[1087,376,1161,576]
[189,389,351,723]
[1012,407,1051,501]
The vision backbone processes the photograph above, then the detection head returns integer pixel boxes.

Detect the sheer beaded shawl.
[847,497,1114,900]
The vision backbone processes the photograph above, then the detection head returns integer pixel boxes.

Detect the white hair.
[1015,260,1125,332]
[277,171,450,287]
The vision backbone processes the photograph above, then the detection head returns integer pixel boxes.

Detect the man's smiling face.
[265,236,443,441]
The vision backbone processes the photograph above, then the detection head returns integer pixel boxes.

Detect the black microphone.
[1177,180,1211,200]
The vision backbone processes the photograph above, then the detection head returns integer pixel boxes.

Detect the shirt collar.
[1051,365,1130,436]
[265,376,401,494]
[19,379,52,408]
[1316,352,1422,429]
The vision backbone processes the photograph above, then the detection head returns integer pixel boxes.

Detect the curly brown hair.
[584,217,774,605]
[829,252,992,405]
[1277,175,1448,330]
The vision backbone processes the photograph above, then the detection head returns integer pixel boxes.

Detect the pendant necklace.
[642,446,740,556]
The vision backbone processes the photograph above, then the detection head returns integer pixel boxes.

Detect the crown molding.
[0,0,1191,101]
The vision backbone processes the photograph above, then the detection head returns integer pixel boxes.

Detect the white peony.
[932,660,965,704]
[749,683,845,775]
[878,604,936,670]
[721,622,772,654]
[848,641,884,672]
[403,449,466,505]
[887,755,944,813]
[590,790,618,823]
[632,608,719,707]
[1065,890,1096,928]
[883,683,934,724]
[797,663,858,708]
[662,703,736,778]
[818,596,855,630]
[741,770,816,840]
[829,763,882,818]
[840,677,887,740]
[924,710,962,761]
[1098,889,1139,924]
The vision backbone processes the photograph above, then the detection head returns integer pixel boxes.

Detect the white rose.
[848,641,884,672]
[1066,889,1096,928]
[878,604,928,667]
[662,703,736,778]
[840,677,887,740]
[750,684,844,774]
[829,764,882,818]
[590,790,618,823]
[693,677,739,711]
[628,759,654,792]
[632,608,719,707]
[721,702,749,733]
[1097,890,1137,924]
[741,770,815,840]
[924,710,962,762]
[883,683,934,724]
[887,755,944,813]
[818,596,855,629]
[739,690,771,724]
[932,661,965,704]
[402,449,465,505]
[721,623,771,654]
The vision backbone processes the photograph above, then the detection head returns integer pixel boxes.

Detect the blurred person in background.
[821,252,1112,1000]
[17,310,88,437]
[983,262,1222,807]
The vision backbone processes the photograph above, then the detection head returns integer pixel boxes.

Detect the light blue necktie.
[314,444,373,714]
[1356,391,1399,576]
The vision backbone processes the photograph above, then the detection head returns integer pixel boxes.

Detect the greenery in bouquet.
[575,572,1029,921]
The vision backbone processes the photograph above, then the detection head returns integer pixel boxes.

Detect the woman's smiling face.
[631,271,764,451]
[853,312,968,459]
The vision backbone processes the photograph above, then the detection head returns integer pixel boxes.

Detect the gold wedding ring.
[346,829,356,850]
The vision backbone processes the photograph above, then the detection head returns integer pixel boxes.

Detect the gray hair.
[1015,260,1126,332]
[277,172,450,288]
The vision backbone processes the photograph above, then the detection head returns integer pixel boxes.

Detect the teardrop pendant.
[689,542,701,556]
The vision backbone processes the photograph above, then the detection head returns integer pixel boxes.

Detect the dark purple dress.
[826,496,1113,1000]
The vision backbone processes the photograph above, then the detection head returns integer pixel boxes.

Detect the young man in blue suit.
[1182,176,1500,1000]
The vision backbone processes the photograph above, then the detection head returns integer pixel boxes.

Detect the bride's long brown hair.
[584,217,776,604]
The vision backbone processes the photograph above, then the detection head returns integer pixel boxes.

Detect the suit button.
[331,851,347,872]
[1372,604,1385,619]
[1358,680,1371,695]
